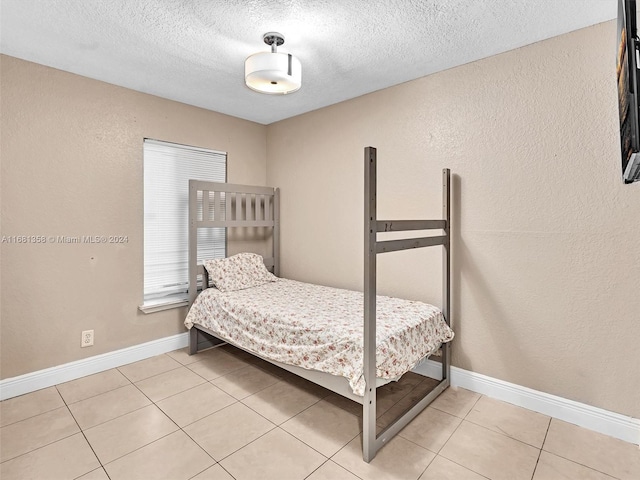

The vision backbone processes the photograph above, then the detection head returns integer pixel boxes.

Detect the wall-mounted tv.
[617,0,640,183]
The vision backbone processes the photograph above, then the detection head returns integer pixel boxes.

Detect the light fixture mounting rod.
[263,32,285,53]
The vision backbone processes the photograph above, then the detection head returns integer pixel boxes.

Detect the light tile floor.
[1,345,639,480]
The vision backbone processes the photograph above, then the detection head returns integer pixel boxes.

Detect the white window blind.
[143,139,226,305]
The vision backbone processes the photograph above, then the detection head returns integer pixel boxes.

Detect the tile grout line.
[77,371,225,478]
[537,432,624,480]
[57,387,109,479]
[301,459,331,480]
[433,392,494,479]
[529,417,552,480]
[183,381,354,467]
[96,395,206,471]
[6,351,633,480]
[239,387,326,427]
[78,379,186,470]
[0,389,77,463]
[180,413,279,464]
[0,404,81,465]
[172,363,303,466]
[5,357,439,476]
[55,373,133,406]
[414,446,438,479]
[428,388,481,419]
[462,415,549,450]
[81,367,518,479]
[303,458,365,480]
[129,354,474,477]
[458,394,552,452]
[117,359,185,383]
[0,392,65,429]
[3,358,440,475]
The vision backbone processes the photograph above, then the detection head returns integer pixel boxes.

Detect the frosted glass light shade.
[245,51,302,94]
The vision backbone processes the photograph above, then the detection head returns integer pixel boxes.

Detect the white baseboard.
[413,359,640,445]
[0,333,189,401]
[1,335,638,446]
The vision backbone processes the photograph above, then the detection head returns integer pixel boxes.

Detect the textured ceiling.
[1,0,616,124]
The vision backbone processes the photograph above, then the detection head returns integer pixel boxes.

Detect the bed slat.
[265,195,272,221]
[236,194,243,221]
[197,220,274,228]
[190,180,274,196]
[376,235,447,253]
[214,191,221,221]
[204,190,211,221]
[255,195,262,221]
[377,220,446,232]
[247,194,254,221]
[226,192,232,221]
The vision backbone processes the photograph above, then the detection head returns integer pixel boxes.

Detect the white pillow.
[204,253,277,292]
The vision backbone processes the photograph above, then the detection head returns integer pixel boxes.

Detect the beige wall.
[0,55,267,378]
[267,21,640,418]
[2,21,638,420]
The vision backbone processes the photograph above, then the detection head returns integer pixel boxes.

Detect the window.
[142,139,226,311]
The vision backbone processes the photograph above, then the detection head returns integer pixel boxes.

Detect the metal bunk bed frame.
[363,146,451,461]
[187,146,452,462]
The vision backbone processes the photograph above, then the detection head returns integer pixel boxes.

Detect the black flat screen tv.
[617,0,640,183]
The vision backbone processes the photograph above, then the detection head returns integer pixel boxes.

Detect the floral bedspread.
[184,279,454,396]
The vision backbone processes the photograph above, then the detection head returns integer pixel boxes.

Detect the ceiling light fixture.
[245,32,301,95]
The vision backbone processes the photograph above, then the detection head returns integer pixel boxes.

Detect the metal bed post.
[361,148,452,463]
[363,146,378,463]
[188,180,199,354]
[274,188,281,277]
[442,169,451,380]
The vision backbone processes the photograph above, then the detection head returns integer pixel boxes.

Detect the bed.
[185,146,454,462]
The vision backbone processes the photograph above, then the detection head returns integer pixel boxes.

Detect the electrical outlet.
[81,330,94,347]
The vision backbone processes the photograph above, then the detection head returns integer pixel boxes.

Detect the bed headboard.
[188,180,280,306]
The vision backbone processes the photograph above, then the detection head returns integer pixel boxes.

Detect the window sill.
[139,298,189,314]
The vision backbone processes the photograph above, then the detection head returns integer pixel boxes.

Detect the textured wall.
[267,21,640,418]
[0,55,267,378]
[2,21,639,420]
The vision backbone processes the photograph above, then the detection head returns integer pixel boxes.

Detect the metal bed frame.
[187,146,451,462]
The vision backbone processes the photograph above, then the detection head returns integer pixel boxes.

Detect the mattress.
[185,278,454,396]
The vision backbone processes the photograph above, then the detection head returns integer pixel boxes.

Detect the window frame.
[140,138,227,313]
